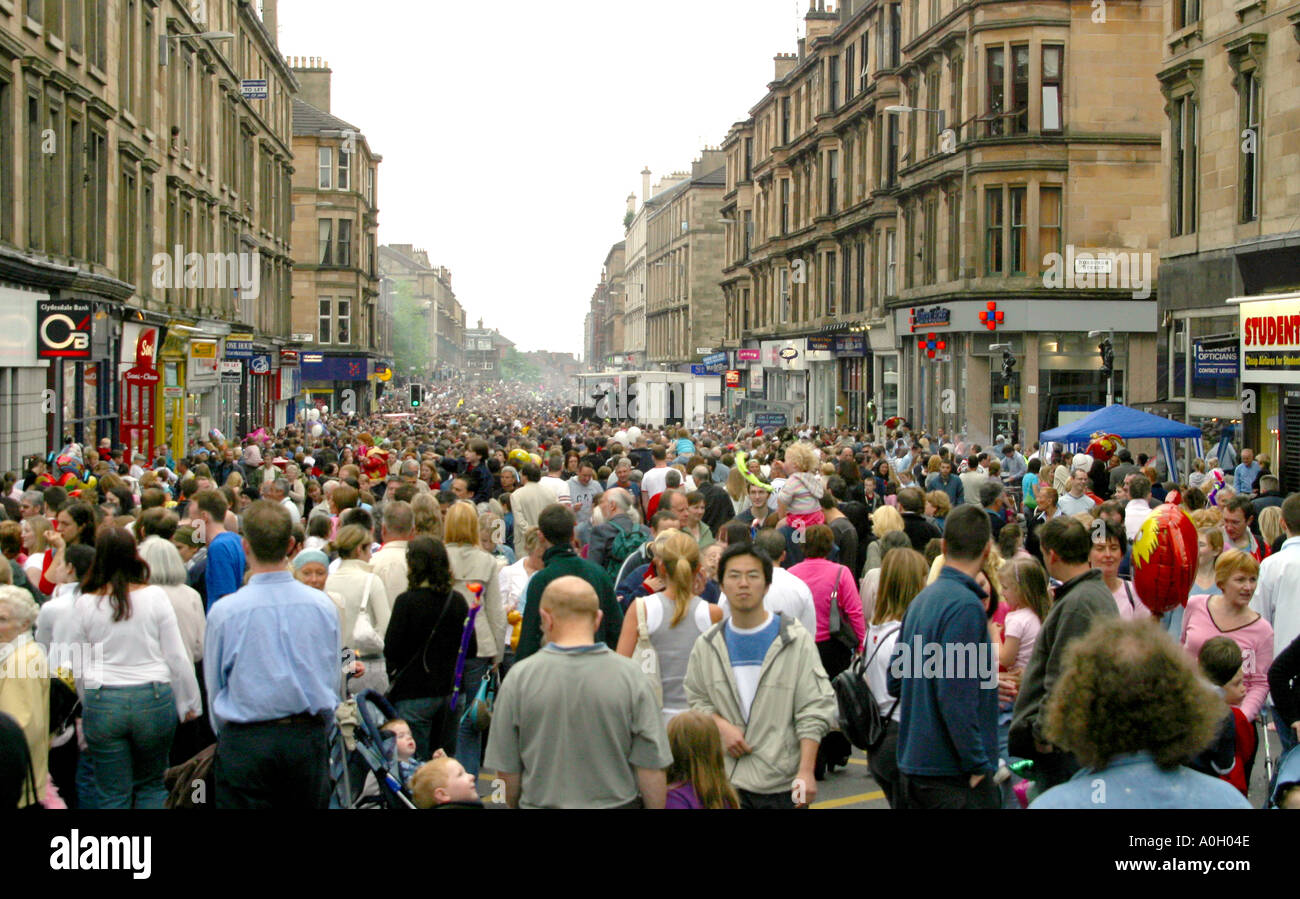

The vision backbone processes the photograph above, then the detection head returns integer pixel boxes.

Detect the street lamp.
[161,30,235,66]
[1089,329,1115,406]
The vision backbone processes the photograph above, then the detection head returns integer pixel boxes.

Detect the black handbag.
[827,572,860,653]
[832,625,900,752]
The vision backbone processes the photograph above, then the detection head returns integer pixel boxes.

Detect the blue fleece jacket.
[887,566,999,777]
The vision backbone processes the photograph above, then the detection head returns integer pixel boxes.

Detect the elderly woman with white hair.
[0,585,49,807]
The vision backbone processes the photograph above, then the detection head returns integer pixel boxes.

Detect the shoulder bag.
[352,574,385,657]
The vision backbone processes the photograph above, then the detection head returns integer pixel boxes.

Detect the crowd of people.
[1,382,1299,810]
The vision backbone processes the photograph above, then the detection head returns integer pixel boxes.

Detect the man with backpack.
[514,505,625,662]
[588,488,648,577]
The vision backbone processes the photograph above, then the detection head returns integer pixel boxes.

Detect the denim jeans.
[455,656,492,779]
[82,683,178,809]
[393,695,454,761]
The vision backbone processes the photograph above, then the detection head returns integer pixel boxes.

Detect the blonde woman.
[863,505,905,573]
[725,465,749,516]
[326,524,392,696]
[616,529,723,724]
[411,492,443,541]
[0,586,48,806]
[443,501,506,780]
[1258,506,1284,554]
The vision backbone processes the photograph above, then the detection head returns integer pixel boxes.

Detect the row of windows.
[317,146,377,205]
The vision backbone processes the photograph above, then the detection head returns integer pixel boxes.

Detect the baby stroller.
[330,691,416,810]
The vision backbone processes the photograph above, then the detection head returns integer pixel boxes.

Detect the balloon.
[1085,432,1123,463]
[627,426,642,442]
[754,428,763,438]
[835,405,844,416]
[1131,504,1199,615]
[309,423,324,438]
[614,430,629,445]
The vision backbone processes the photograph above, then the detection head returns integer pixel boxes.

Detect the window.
[0,79,12,243]
[1170,96,1197,236]
[742,210,752,257]
[141,10,153,129]
[66,115,81,256]
[950,55,963,138]
[984,187,1003,274]
[88,1,107,70]
[337,218,352,267]
[829,57,840,112]
[905,81,917,164]
[845,46,856,104]
[1039,186,1061,265]
[827,149,839,215]
[947,188,961,278]
[337,299,350,343]
[1240,71,1260,223]
[67,0,82,52]
[909,0,919,39]
[986,47,1004,137]
[903,204,915,289]
[119,0,136,116]
[859,30,870,89]
[318,219,333,265]
[855,240,866,311]
[118,166,138,283]
[27,94,40,249]
[886,4,900,68]
[779,267,790,323]
[1009,186,1026,273]
[318,147,332,189]
[1042,46,1062,132]
[781,178,790,234]
[365,166,374,206]
[930,0,941,29]
[1011,45,1029,134]
[318,298,331,343]
[926,66,941,156]
[924,195,938,284]
[29,0,43,24]
[1174,0,1200,29]
[781,97,790,145]
[885,114,898,186]
[826,252,837,316]
[744,137,753,180]
[885,230,897,296]
[337,144,350,191]
[141,177,153,296]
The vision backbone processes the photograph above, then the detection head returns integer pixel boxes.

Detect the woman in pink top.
[788,525,866,778]
[1181,549,1274,722]
[1090,519,1148,621]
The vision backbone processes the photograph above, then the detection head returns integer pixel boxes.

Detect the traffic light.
[1099,339,1114,379]
[1001,349,1016,381]
[409,383,423,408]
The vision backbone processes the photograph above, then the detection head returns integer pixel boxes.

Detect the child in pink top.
[777,443,826,531]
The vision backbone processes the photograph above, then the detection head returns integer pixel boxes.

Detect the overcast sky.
[277,0,811,357]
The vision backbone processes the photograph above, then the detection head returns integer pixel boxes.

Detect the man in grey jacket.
[1009,516,1118,788]
[684,542,837,809]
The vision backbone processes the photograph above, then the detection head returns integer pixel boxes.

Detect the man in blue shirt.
[887,503,1000,809]
[1233,447,1260,496]
[194,489,245,610]
[206,500,342,809]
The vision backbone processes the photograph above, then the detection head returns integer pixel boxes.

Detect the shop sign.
[225,339,254,359]
[1239,297,1300,384]
[280,349,299,367]
[754,412,787,429]
[220,361,243,384]
[779,346,799,360]
[690,364,707,376]
[121,328,160,461]
[1192,339,1238,382]
[807,336,833,352]
[724,370,742,388]
[702,352,728,367]
[908,305,950,333]
[833,334,866,356]
[737,348,761,362]
[250,354,272,375]
[37,300,94,359]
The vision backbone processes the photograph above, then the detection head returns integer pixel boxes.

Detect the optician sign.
[1235,293,1300,384]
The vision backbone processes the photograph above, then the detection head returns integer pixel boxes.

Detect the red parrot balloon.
[1131,504,1199,615]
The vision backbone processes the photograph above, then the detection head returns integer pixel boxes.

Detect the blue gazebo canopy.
[1040,405,1202,481]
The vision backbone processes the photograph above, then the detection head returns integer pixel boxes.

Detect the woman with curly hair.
[1031,618,1250,808]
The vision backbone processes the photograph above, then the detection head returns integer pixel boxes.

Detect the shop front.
[300,353,374,416]
[1232,291,1300,494]
[37,297,123,452]
[891,299,1156,446]
[1,287,50,471]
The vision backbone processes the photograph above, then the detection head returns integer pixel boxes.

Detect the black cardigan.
[384,586,474,702]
